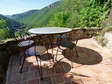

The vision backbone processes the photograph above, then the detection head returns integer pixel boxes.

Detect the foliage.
[48,11,70,27]
[48,0,111,28]
[78,6,109,27]
[0,15,22,30]
[0,19,9,40]
[0,19,7,28]
[0,29,10,40]
[0,14,24,41]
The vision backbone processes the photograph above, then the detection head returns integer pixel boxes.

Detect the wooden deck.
[6,38,112,84]
[6,46,83,84]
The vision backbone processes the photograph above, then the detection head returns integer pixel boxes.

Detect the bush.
[78,6,109,27]
[0,29,10,40]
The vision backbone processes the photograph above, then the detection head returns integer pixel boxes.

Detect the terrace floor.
[6,38,112,84]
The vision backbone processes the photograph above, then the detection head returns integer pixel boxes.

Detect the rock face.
[104,32,112,52]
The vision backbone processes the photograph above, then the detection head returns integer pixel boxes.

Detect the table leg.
[19,52,27,73]
[49,35,55,63]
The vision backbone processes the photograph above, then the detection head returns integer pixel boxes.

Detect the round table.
[28,27,72,35]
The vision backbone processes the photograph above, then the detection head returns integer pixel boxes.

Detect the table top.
[28,27,72,35]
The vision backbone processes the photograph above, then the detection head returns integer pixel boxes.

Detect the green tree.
[0,29,9,40]
[48,11,70,27]
[0,19,10,40]
[0,19,7,29]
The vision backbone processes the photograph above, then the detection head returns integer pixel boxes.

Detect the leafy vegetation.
[48,0,111,28]
[0,15,22,30]
[0,15,23,40]
[0,29,10,40]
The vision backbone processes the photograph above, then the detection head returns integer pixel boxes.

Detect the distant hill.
[7,10,39,24]
[8,1,60,27]
[0,14,22,30]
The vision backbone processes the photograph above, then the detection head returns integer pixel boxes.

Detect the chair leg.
[71,49,74,68]
[35,55,43,80]
[74,47,79,58]
[71,62,74,68]
[34,45,43,80]
[50,37,55,63]
[19,52,26,73]
[75,40,78,45]
[39,58,43,80]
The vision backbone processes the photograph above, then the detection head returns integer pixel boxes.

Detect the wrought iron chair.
[17,32,35,73]
[57,34,79,68]
[9,29,47,80]
[17,32,46,75]
[57,34,78,57]
[9,29,35,73]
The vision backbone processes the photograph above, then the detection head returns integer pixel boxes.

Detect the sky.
[0,0,59,15]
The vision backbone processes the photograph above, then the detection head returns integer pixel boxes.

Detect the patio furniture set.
[12,27,79,80]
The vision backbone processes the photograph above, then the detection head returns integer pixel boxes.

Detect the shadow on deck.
[62,46,103,65]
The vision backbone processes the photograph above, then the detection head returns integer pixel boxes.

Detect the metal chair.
[57,34,79,68]
[9,29,47,79]
[57,34,78,57]
[16,32,35,73]
[9,29,35,73]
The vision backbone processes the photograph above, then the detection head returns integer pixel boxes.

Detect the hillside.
[7,10,39,24]
[0,14,22,30]
[0,14,22,40]
[8,1,60,27]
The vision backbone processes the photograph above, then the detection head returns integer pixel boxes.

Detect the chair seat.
[35,46,47,55]
[18,40,34,47]
[26,46,47,56]
[59,40,75,49]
